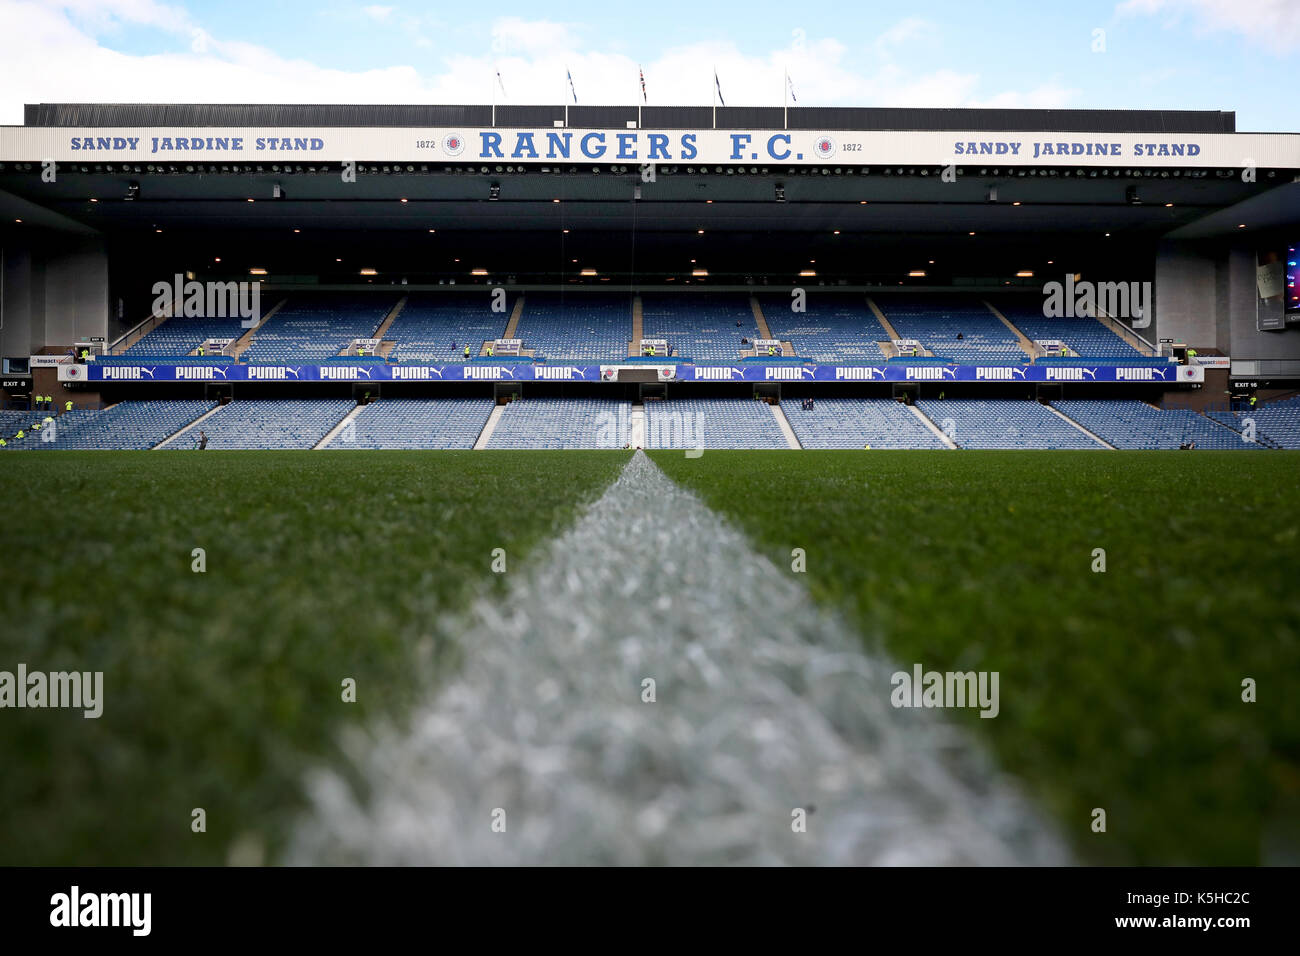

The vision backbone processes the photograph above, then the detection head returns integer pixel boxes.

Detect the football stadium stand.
[876,296,1025,361]
[784,398,947,449]
[1052,399,1262,450]
[1206,396,1300,449]
[515,293,632,361]
[386,294,510,362]
[761,294,888,361]
[241,295,396,362]
[639,294,759,360]
[994,300,1143,357]
[165,399,353,449]
[26,401,215,450]
[918,398,1104,449]
[326,398,493,449]
[486,398,631,449]
[644,398,788,449]
[126,317,250,356]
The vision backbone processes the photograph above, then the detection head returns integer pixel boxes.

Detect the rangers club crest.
[813,134,836,159]
[442,133,466,157]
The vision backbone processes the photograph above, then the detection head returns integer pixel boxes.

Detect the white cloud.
[1116,0,1300,53]
[0,6,1075,123]
[361,5,393,23]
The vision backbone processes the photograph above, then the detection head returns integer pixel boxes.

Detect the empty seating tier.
[1052,400,1262,450]
[328,399,493,449]
[917,398,1103,449]
[242,294,396,363]
[126,317,250,356]
[644,398,787,449]
[876,296,1024,361]
[515,292,632,361]
[761,294,887,361]
[995,299,1142,357]
[165,399,353,449]
[386,293,509,363]
[639,294,759,360]
[785,398,947,448]
[486,398,631,449]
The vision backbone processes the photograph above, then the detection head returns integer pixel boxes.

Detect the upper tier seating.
[126,317,250,356]
[917,398,1103,449]
[1052,400,1263,450]
[995,299,1143,357]
[327,399,493,449]
[875,296,1024,361]
[515,293,632,361]
[387,294,510,363]
[165,399,353,449]
[242,295,396,362]
[785,398,947,448]
[644,398,787,449]
[487,398,631,449]
[639,294,759,360]
[761,294,887,361]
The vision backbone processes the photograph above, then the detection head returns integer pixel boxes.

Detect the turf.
[0,449,629,865]
[652,449,1300,865]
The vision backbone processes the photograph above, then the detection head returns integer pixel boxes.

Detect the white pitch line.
[287,452,1069,866]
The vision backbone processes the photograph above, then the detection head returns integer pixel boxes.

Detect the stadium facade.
[0,104,1297,449]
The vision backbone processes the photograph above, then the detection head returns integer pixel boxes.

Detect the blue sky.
[0,0,1294,128]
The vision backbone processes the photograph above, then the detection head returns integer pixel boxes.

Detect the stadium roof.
[22,103,1240,134]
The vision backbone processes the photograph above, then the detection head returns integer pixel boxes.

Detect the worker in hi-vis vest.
[767,345,776,356]
[15,429,25,440]
[486,343,494,356]
[64,400,73,412]
[197,345,205,356]
[463,345,471,359]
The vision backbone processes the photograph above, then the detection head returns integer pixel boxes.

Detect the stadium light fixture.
[580,268,597,276]
[1165,203,1174,208]
[799,270,816,277]
[969,231,976,236]
[691,269,708,277]
[214,258,221,263]
[833,230,841,235]
[248,268,267,275]
[400,197,410,203]
[697,229,704,234]
[908,271,926,277]
[552,198,561,203]
[1238,223,1246,228]
[14,218,21,223]
[359,268,378,276]
[1012,201,1021,206]
[89,198,98,203]
[246,198,255,203]
[1016,271,1034,278]
[471,269,489,276]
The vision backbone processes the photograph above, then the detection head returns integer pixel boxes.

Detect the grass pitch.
[653,449,1300,864]
[0,450,629,865]
[2,448,1297,865]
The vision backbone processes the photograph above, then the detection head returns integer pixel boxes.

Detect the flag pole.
[712,66,716,130]
[783,67,788,130]
[564,65,569,128]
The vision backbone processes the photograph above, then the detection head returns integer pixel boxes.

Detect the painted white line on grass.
[288,452,1069,865]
